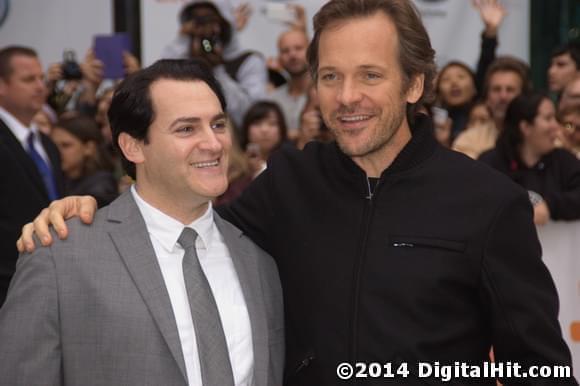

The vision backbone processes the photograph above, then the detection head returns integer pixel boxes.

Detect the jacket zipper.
[347,177,380,377]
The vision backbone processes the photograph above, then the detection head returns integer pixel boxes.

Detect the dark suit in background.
[0,118,63,305]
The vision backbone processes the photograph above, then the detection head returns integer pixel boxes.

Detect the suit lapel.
[0,119,49,200]
[214,213,270,386]
[106,191,188,383]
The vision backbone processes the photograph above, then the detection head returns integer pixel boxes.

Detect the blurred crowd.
[1,0,580,302]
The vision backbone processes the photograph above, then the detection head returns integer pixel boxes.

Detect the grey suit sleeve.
[0,243,62,386]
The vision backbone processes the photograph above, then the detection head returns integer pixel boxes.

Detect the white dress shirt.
[131,186,254,385]
[0,106,51,166]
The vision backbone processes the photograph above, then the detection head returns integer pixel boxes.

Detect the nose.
[336,77,362,107]
[199,129,223,153]
[548,64,557,78]
[499,89,512,103]
[36,77,46,92]
[550,118,561,133]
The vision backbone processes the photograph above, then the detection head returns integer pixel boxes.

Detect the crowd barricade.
[537,220,580,380]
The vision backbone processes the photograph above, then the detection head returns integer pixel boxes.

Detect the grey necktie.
[178,227,235,386]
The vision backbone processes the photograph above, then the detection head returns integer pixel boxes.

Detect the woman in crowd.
[435,61,478,138]
[216,101,287,205]
[479,92,580,224]
[50,115,118,208]
[240,101,287,167]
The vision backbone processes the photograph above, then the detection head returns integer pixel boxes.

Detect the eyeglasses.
[562,122,579,134]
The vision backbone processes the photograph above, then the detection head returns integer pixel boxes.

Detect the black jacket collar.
[334,113,438,179]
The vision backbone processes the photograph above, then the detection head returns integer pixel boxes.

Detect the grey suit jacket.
[0,191,284,386]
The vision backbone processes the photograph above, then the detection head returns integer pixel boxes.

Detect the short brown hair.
[482,56,532,99]
[0,46,38,80]
[558,103,580,122]
[306,0,436,117]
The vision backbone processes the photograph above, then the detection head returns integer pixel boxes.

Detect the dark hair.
[467,99,492,119]
[436,61,477,106]
[496,91,549,164]
[240,101,287,149]
[557,103,580,122]
[179,1,232,46]
[483,56,532,99]
[306,0,437,119]
[0,46,38,79]
[551,42,580,69]
[108,59,227,179]
[268,69,287,89]
[54,115,114,176]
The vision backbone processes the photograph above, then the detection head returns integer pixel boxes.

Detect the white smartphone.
[431,106,448,126]
[261,2,296,24]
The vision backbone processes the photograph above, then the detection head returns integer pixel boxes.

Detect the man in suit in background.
[0,59,284,385]
[0,46,63,305]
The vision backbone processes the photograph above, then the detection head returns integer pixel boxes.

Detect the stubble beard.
[327,100,407,159]
[286,63,309,79]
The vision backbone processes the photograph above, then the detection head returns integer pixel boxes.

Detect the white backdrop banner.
[537,221,580,380]
[141,0,529,69]
[0,0,112,70]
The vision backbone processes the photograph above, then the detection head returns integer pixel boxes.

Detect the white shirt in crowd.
[0,106,51,166]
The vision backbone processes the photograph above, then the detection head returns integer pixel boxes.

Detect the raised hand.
[473,0,507,37]
[234,3,252,31]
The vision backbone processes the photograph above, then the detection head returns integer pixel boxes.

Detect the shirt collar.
[0,106,38,144]
[130,185,215,253]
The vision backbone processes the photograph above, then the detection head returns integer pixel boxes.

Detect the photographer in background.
[162,1,268,129]
[46,49,140,117]
[46,49,103,116]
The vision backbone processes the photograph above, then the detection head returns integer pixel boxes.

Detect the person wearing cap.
[162,1,268,129]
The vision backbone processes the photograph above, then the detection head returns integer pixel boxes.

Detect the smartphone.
[94,33,131,79]
[431,106,448,126]
[261,2,296,24]
[61,50,83,80]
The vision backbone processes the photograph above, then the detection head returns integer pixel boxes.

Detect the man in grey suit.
[0,59,284,386]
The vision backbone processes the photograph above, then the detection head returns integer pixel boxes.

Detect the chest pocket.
[368,235,472,295]
[389,235,466,253]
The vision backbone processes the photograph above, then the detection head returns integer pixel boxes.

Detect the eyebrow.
[169,112,227,129]
[317,66,337,73]
[318,64,385,72]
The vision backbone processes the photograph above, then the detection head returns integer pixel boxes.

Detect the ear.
[519,120,532,138]
[118,132,145,165]
[83,141,97,157]
[0,78,7,99]
[406,73,425,104]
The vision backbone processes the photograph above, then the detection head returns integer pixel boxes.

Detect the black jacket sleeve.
[217,167,276,255]
[543,150,580,221]
[475,33,498,95]
[480,190,576,384]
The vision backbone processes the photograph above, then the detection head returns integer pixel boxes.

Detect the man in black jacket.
[0,46,63,306]
[17,0,577,384]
